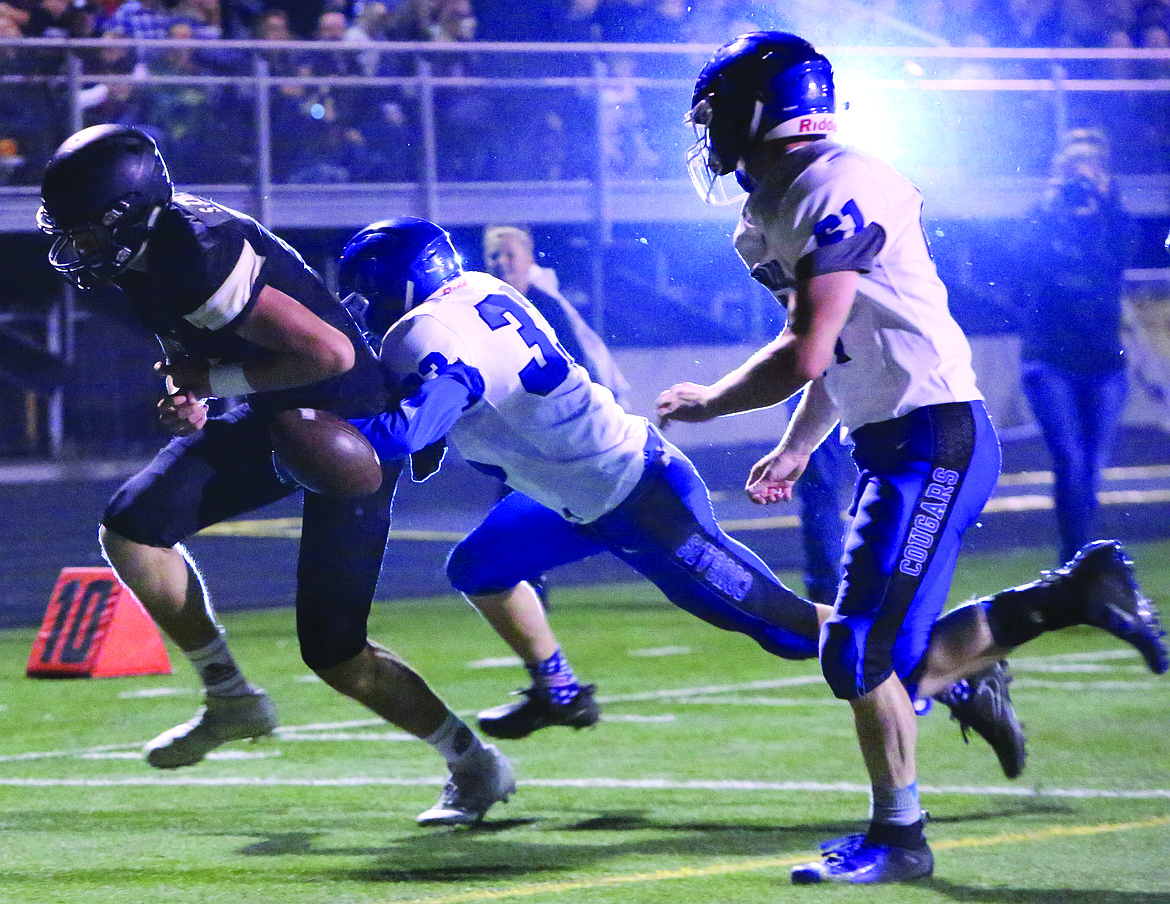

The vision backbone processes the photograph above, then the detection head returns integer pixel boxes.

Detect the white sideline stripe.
[673,696,840,707]
[1011,649,1146,665]
[467,656,524,669]
[0,775,1166,800]
[596,676,827,703]
[282,719,388,731]
[118,687,191,699]
[106,657,1144,711]
[82,750,281,761]
[275,732,415,742]
[629,646,692,657]
[601,714,676,723]
[598,675,1158,703]
[10,679,1155,763]
[0,743,140,762]
[1013,679,1160,690]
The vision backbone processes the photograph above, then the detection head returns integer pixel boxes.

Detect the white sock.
[185,634,254,697]
[870,781,923,826]
[423,712,483,768]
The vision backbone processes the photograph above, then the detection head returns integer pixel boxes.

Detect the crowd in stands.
[1,0,1166,47]
[0,0,1167,185]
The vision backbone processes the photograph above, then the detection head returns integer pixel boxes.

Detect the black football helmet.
[687,32,835,204]
[338,217,463,342]
[37,124,173,289]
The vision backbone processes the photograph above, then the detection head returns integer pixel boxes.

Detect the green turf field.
[1,542,1167,904]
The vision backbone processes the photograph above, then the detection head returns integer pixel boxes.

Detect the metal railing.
[2,38,1170,228]
[1,38,1169,457]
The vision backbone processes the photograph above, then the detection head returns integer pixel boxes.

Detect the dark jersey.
[1018,192,1130,375]
[110,192,388,418]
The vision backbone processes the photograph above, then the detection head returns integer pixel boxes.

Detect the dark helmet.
[686,32,835,203]
[37,124,173,289]
[338,217,463,341]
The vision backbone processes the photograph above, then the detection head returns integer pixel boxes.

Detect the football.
[269,408,383,497]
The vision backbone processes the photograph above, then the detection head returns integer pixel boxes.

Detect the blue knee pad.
[447,491,604,595]
[821,618,874,701]
[821,612,936,701]
[446,523,549,595]
[446,537,512,595]
[820,610,921,701]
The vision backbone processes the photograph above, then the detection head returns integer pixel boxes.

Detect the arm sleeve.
[350,362,484,461]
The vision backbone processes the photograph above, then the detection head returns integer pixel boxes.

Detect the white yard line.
[0,774,1165,800]
[5,668,1156,765]
[2,651,1160,764]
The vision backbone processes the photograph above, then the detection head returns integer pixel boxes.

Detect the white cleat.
[417,744,516,827]
[144,691,279,769]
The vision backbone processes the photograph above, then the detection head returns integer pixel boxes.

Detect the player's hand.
[155,358,212,400]
[655,382,715,428]
[157,391,209,436]
[746,447,809,505]
[410,437,447,482]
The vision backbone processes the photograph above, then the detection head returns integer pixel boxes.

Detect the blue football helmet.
[338,217,464,344]
[38,124,173,289]
[687,32,835,205]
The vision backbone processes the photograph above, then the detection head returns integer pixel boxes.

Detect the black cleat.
[934,660,1027,779]
[477,684,600,740]
[1063,540,1168,675]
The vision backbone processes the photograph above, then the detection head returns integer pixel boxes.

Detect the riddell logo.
[798,117,836,133]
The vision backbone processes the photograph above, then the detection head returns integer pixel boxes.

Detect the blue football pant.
[447,434,820,660]
[820,401,1002,701]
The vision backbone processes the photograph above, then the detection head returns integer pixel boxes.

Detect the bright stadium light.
[834,60,946,178]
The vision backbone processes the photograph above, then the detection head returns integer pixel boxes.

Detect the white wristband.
[207,362,255,398]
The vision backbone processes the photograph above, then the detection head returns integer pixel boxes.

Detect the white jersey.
[380,271,649,523]
[734,141,983,432]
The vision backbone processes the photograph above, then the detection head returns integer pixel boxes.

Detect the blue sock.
[526,647,579,705]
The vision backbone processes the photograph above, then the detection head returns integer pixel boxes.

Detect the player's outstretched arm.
[656,271,856,427]
[654,381,715,426]
[655,331,813,429]
[354,363,485,462]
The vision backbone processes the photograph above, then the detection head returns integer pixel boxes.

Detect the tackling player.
[37,124,514,827]
[655,32,1168,883]
[340,216,1084,788]
[341,216,826,727]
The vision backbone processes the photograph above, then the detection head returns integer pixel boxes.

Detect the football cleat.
[417,744,516,826]
[791,836,934,884]
[1062,540,1168,675]
[477,684,600,740]
[144,691,278,769]
[934,660,1027,779]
